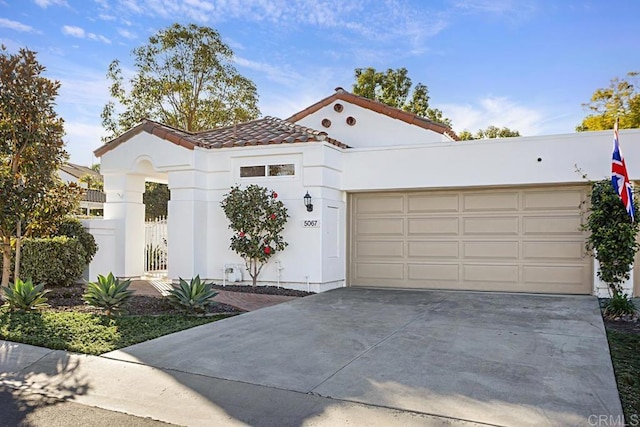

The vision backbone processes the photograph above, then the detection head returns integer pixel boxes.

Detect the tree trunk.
[252,260,258,287]
[1,236,12,288]
[13,219,21,282]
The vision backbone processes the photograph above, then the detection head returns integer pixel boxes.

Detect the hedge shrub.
[20,237,86,286]
[56,217,98,265]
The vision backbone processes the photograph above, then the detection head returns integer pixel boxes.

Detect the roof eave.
[94,120,197,157]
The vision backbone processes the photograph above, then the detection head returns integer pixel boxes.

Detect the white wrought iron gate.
[145,216,168,277]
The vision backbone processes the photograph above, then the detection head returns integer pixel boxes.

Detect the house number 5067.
[303,220,320,228]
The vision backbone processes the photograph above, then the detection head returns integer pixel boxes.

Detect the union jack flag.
[611,118,635,221]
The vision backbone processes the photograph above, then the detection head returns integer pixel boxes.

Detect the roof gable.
[287,87,459,141]
[94,117,347,157]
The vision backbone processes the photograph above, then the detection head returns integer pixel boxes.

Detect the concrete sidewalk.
[0,340,475,427]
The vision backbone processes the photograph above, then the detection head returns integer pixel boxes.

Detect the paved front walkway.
[129,280,299,312]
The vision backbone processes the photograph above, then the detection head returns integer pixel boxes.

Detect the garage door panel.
[463,241,518,259]
[463,264,519,283]
[408,217,459,235]
[524,265,587,287]
[356,195,404,214]
[356,241,404,258]
[408,241,459,259]
[408,263,459,281]
[350,186,591,294]
[522,216,582,235]
[408,194,458,213]
[355,263,404,280]
[523,190,584,211]
[357,218,404,235]
[463,217,519,235]
[523,241,584,261]
[463,192,518,212]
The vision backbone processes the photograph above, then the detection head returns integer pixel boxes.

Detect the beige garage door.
[349,186,591,294]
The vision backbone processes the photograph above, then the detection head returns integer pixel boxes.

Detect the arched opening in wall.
[134,159,170,279]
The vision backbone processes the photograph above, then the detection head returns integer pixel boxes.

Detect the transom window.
[240,164,295,178]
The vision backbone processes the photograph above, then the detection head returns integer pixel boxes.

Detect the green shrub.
[83,273,134,317]
[604,293,637,318]
[20,236,86,286]
[2,278,49,311]
[57,217,98,265]
[167,276,218,314]
[585,180,639,294]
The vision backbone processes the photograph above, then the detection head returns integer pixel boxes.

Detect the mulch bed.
[599,298,640,336]
[210,284,315,297]
[45,282,315,316]
[46,285,242,316]
[604,318,640,335]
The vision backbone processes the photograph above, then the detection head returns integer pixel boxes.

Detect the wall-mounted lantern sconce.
[304,191,313,212]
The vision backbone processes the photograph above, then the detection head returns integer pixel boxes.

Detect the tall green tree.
[0,46,81,287]
[144,182,170,220]
[577,71,640,131]
[458,126,521,140]
[352,67,452,127]
[102,23,260,140]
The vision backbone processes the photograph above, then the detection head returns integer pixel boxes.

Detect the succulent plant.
[166,275,218,314]
[1,278,50,311]
[83,273,134,316]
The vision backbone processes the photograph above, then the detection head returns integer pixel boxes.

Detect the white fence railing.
[145,216,168,277]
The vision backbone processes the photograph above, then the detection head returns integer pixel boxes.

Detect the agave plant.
[1,278,50,311]
[83,273,134,317]
[166,275,218,314]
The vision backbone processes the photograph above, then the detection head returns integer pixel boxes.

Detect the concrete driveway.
[103,287,623,426]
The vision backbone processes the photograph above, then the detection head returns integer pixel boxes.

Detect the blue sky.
[1,0,638,166]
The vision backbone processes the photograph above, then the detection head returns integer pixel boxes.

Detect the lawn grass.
[606,329,640,422]
[0,308,233,355]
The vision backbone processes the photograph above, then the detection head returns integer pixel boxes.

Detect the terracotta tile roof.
[286,87,460,141]
[191,116,348,149]
[94,117,348,157]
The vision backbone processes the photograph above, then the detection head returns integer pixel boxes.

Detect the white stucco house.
[84,87,640,297]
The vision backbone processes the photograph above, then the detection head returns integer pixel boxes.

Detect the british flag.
[611,119,635,221]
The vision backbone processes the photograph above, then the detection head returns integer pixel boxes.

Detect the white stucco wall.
[295,101,453,148]
[81,219,116,281]
[342,129,640,191]
[196,143,347,292]
[89,117,640,296]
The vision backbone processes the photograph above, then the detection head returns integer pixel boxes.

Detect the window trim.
[239,163,296,179]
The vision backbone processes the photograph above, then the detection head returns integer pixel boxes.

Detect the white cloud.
[452,0,537,22]
[62,25,85,37]
[0,18,37,33]
[62,25,111,44]
[441,96,544,136]
[34,0,68,7]
[117,28,137,39]
[98,14,116,21]
[234,56,303,87]
[88,33,112,43]
[115,0,448,50]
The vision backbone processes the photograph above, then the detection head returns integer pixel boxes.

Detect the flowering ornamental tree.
[220,185,288,287]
